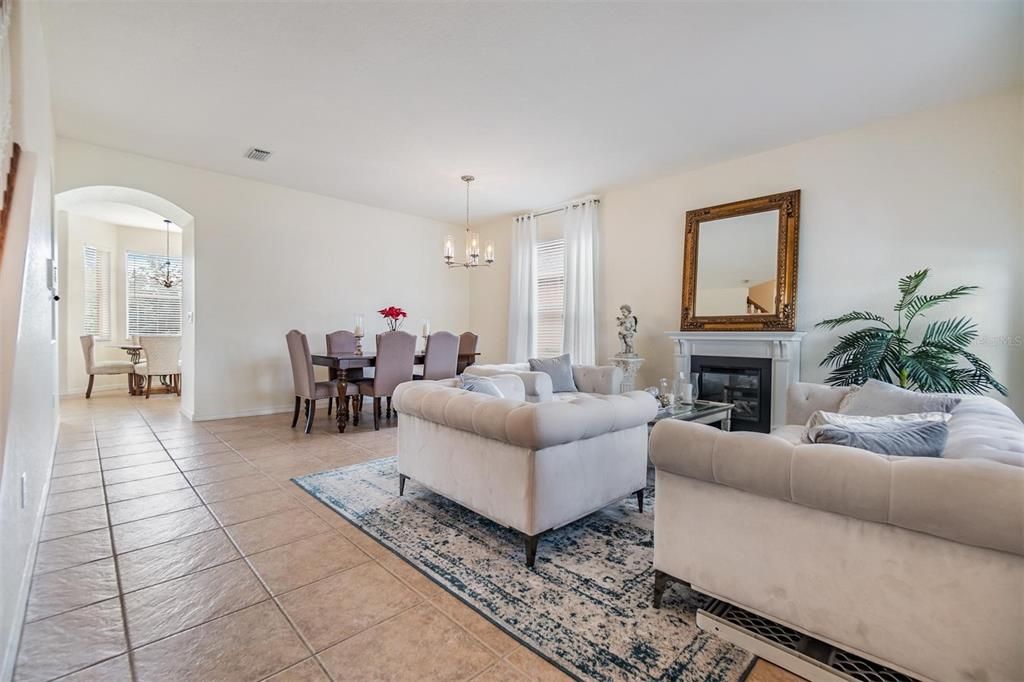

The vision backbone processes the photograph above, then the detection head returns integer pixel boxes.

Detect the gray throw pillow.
[812,420,949,457]
[839,379,960,417]
[528,354,578,393]
[460,375,504,399]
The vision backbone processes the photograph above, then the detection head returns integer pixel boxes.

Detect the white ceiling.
[68,201,182,232]
[39,1,1022,224]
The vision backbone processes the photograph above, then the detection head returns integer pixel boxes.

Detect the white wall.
[470,93,1024,413]
[0,1,59,676]
[57,214,182,395]
[56,139,471,420]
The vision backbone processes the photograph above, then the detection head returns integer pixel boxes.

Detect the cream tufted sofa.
[392,377,658,567]
[462,362,623,402]
[649,382,1024,682]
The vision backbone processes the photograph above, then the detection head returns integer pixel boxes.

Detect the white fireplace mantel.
[664,331,806,430]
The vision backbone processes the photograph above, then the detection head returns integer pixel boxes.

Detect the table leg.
[336,368,349,433]
[722,414,732,432]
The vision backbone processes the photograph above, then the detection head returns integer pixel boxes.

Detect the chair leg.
[386,396,392,419]
[85,375,94,399]
[351,396,360,427]
[145,376,152,399]
[127,374,134,396]
[291,396,301,428]
[636,489,645,514]
[327,397,333,416]
[373,397,381,431]
[305,399,315,434]
[399,473,408,496]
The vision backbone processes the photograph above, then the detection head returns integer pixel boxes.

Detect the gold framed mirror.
[680,190,800,331]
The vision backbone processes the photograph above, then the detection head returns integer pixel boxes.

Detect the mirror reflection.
[694,210,779,316]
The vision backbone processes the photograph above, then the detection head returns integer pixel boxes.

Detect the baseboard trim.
[2,418,59,680]
[191,404,293,422]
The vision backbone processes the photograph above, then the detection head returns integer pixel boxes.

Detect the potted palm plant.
[816,269,1006,395]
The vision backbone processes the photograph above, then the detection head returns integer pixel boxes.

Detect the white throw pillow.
[838,379,960,417]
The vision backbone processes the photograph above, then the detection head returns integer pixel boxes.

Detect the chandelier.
[444,175,495,269]
[149,219,182,288]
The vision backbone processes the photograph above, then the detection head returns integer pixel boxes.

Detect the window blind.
[535,238,565,358]
[126,252,183,336]
[83,246,111,341]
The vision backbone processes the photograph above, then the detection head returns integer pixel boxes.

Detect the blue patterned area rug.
[293,456,752,681]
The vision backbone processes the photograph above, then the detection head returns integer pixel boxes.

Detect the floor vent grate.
[700,599,919,682]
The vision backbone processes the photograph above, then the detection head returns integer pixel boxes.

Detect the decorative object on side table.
[816,268,1007,395]
[378,306,407,332]
[610,303,645,392]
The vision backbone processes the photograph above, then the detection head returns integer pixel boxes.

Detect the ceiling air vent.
[244,147,273,162]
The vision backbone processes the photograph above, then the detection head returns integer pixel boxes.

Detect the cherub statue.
[616,304,638,356]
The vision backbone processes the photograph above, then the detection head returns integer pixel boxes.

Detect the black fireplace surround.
[690,355,773,433]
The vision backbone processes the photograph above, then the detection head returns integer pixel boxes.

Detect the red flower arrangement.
[378,306,408,332]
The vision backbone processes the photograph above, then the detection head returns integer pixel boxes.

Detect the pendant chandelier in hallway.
[444,175,495,269]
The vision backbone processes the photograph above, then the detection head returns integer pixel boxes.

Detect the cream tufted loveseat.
[649,382,1024,682]
[392,378,658,567]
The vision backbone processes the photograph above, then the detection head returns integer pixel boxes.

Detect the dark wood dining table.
[311,352,480,433]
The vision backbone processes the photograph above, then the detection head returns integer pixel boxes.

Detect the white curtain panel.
[506,214,537,362]
[562,199,598,365]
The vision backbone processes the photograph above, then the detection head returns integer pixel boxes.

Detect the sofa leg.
[399,473,408,496]
[635,489,645,514]
[524,534,541,568]
[653,569,671,608]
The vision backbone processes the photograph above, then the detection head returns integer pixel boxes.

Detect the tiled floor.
[15,392,798,682]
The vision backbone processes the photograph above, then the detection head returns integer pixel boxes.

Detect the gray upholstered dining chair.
[355,330,416,430]
[421,331,459,380]
[457,332,479,374]
[80,335,136,398]
[287,330,358,434]
[325,329,364,416]
[133,336,182,398]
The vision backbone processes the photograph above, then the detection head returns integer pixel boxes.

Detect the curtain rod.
[516,196,600,221]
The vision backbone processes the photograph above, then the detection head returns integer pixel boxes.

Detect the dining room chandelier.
[444,175,495,269]
[149,219,182,288]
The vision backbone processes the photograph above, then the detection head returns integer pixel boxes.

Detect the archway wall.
[55,185,197,417]
[55,138,470,421]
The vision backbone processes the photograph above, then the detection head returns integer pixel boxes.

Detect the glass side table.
[648,399,734,431]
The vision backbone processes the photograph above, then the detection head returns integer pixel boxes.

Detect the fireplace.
[691,355,773,433]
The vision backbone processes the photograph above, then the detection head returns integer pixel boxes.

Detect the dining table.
[311,351,480,433]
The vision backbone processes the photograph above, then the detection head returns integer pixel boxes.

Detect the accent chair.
[421,331,459,380]
[133,336,182,398]
[287,329,356,434]
[80,335,135,398]
[457,332,479,373]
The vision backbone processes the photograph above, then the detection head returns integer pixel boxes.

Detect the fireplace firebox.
[691,356,773,433]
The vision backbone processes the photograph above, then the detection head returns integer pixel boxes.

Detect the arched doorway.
[54,186,198,418]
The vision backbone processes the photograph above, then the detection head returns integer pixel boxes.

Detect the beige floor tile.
[249,531,369,595]
[26,557,119,622]
[234,443,297,461]
[102,460,180,485]
[183,461,258,486]
[97,433,159,447]
[173,450,245,471]
[56,438,98,453]
[226,507,330,555]
[60,654,132,682]
[132,601,308,682]
[158,433,221,447]
[14,598,127,682]
[40,506,109,542]
[504,647,573,681]
[117,528,240,593]
[104,472,189,503]
[431,592,519,656]
[165,441,234,458]
[54,449,100,464]
[34,528,113,575]
[112,506,218,554]
[265,658,330,681]
[193,472,280,503]
[377,553,446,601]
[51,459,101,478]
[124,558,268,646]
[278,561,421,651]
[46,486,107,515]
[473,660,529,681]
[49,472,104,495]
[208,488,301,526]
[100,450,171,471]
[97,442,166,459]
[318,603,495,681]
[108,487,202,525]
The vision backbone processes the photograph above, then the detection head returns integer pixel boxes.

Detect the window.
[126,252,183,336]
[83,246,111,341]
[535,238,565,357]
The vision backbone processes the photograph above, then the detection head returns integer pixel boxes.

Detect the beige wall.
[58,214,183,395]
[470,93,1024,413]
[56,139,471,420]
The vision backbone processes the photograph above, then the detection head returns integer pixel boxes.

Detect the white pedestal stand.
[610,355,645,393]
